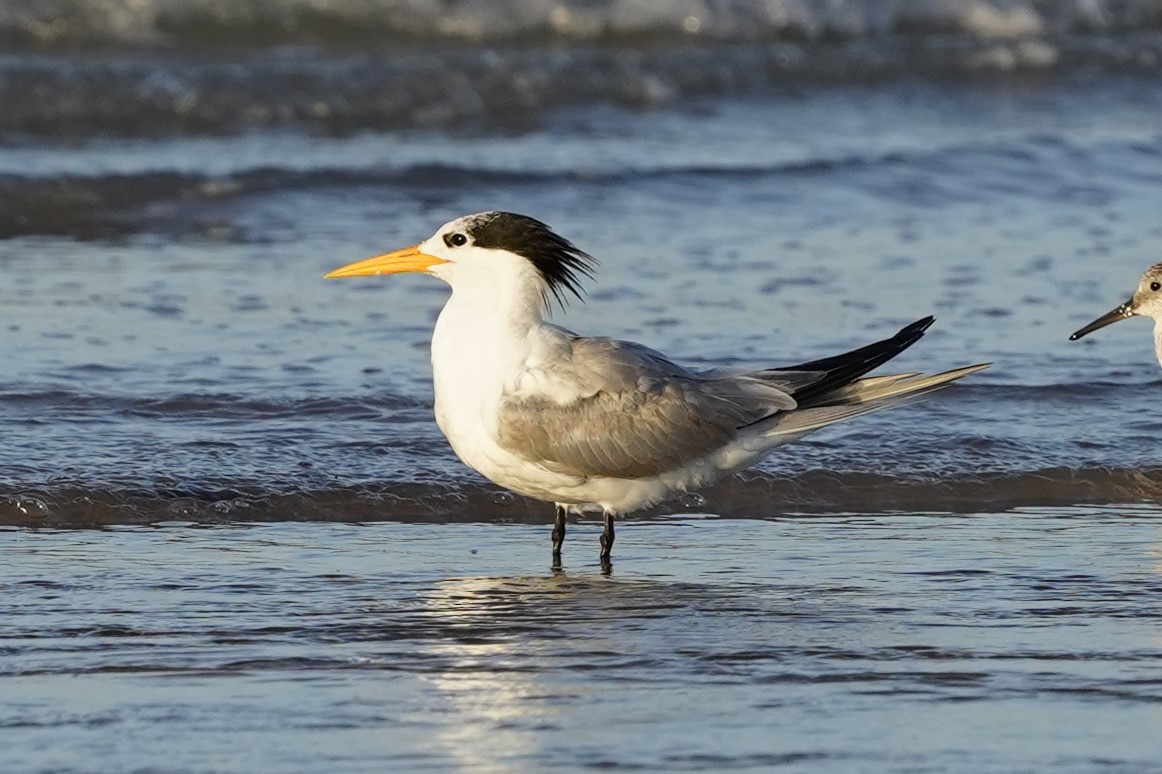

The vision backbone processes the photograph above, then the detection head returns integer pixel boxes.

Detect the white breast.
[429,292,591,503]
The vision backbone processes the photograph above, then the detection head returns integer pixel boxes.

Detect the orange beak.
[324,245,447,279]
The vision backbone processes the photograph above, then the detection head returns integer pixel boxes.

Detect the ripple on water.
[2,514,1161,770]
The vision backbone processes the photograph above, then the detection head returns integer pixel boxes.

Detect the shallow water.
[4,4,1162,770]
[5,513,1162,773]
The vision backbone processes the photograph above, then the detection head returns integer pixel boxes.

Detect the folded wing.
[494,318,986,481]
[495,337,795,478]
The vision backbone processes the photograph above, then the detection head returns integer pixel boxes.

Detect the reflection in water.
[413,572,684,770]
[407,566,838,770]
[416,573,605,772]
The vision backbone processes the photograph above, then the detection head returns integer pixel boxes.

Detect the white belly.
[433,383,759,513]
[434,391,588,503]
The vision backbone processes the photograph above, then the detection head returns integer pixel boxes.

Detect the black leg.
[551,504,567,566]
[599,510,615,565]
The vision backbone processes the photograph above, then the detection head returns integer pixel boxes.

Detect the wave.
[3,465,1161,529]
[0,23,1160,139]
[1,382,1160,524]
[4,132,1160,237]
[3,382,1159,528]
[3,0,1162,48]
[0,387,426,417]
[0,166,545,237]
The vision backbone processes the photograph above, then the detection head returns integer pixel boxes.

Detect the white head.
[1070,262,1162,342]
[325,212,596,316]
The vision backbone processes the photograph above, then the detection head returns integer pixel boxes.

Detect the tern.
[1070,262,1162,369]
[326,212,987,567]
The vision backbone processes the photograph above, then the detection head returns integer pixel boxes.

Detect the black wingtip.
[893,315,935,349]
[772,315,939,407]
[901,315,936,335]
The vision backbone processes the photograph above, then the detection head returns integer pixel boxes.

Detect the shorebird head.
[1070,262,1162,341]
[325,211,596,312]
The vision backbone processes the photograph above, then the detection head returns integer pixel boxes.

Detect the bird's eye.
[1151,281,1161,292]
[445,232,468,248]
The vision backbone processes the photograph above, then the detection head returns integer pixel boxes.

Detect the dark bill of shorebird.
[325,212,989,568]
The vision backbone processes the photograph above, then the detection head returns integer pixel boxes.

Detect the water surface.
[5,513,1162,773]
[3,3,1162,770]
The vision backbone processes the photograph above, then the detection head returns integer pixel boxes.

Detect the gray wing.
[495,336,797,479]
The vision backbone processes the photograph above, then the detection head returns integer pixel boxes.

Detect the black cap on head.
[465,212,596,309]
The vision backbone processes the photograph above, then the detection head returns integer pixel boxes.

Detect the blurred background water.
[2,1,1162,771]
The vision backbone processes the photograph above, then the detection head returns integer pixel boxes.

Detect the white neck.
[1154,319,1162,370]
[429,272,549,429]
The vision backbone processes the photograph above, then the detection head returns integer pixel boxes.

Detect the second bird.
[326,212,987,567]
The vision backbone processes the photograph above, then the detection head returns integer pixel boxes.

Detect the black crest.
[465,212,597,309]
